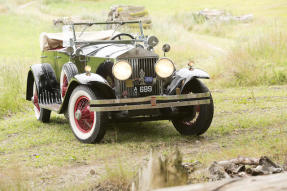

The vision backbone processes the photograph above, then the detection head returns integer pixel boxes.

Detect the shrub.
[96,162,134,191]
[174,11,237,37]
[0,59,30,118]
[216,28,287,86]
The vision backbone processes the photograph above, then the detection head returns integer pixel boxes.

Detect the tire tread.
[172,79,214,135]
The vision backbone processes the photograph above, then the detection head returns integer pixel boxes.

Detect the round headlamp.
[112,60,132,81]
[155,58,175,78]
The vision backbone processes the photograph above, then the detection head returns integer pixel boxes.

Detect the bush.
[216,28,287,86]
[96,162,134,191]
[0,59,30,118]
[174,11,237,37]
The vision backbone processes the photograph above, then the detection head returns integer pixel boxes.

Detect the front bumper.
[89,92,211,112]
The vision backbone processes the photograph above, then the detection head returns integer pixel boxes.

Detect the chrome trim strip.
[90,92,210,105]
[90,99,210,112]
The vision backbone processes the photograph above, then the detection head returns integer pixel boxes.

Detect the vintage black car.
[26,20,214,143]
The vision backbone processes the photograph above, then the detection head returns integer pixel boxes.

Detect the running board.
[39,103,61,112]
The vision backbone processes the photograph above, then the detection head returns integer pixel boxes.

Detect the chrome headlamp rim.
[112,60,132,81]
[154,57,175,78]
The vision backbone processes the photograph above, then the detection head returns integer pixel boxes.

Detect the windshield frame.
[69,20,145,44]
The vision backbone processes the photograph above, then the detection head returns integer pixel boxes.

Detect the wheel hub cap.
[74,96,95,133]
[75,109,82,120]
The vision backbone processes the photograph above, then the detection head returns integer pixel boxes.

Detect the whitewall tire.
[68,85,106,143]
[60,62,78,100]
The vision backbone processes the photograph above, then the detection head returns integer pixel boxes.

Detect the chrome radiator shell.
[115,57,163,98]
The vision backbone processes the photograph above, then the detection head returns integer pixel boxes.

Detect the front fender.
[166,68,209,95]
[176,68,209,79]
[59,73,115,113]
[74,73,115,98]
[26,64,57,101]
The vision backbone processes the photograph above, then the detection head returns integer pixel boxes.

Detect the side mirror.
[66,38,74,56]
[162,44,170,56]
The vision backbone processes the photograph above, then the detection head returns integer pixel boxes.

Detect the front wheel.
[172,79,214,135]
[68,85,106,143]
[60,62,78,100]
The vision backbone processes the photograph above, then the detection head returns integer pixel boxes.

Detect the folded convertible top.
[40,30,119,51]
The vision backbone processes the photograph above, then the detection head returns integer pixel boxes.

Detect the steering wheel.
[111,33,135,40]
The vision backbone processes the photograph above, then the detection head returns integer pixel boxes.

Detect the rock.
[89,169,96,175]
[246,166,265,176]
[194,8,253,23]
[238,171,248,177]
[183,161,201,174]
[107,5,152,29]
[259,156,281,168]
[152,173,287,191]
[218,157,260,166]
[208,156,284,180]
[208,161,231,181]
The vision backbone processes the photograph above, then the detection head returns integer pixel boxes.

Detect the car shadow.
[49,116,203,144]
[104,121,204,144]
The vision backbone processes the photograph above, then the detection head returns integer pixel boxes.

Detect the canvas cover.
[40,30,119,51]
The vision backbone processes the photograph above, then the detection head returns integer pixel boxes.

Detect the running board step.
[39,103,61,112]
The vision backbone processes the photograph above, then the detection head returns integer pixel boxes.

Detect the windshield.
[63,21,144,44]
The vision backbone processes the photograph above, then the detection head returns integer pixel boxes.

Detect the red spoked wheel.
[68,86,106,143]
[60,63,78,120]
[33,82,41,118]
[181,105,200,126]
[60,62,78,101]
[74,96,95,133]
[61,74,68,98]
[32,82,51,122]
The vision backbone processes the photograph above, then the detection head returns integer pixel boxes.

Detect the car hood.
[80,43,158,59]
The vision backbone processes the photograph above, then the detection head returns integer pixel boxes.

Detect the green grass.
[0,1,287,118]
[0,14,56,58]
[1,86,287,189]
[0,13,59,117]
[38,0,287,18]
[0,59,28,117]
[213,26,287,87]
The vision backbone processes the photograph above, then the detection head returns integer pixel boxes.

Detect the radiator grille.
[115,57,163,98]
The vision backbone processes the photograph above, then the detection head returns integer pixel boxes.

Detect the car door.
[41,50,57,74]
[54,51,70,82]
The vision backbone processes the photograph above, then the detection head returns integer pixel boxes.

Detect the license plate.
[135,85,153,95]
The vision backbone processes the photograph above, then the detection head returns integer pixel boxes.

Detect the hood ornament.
[139,69,145,85]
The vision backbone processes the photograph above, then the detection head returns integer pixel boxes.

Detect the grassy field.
[1,86,287,190]
[0,0,287,190]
